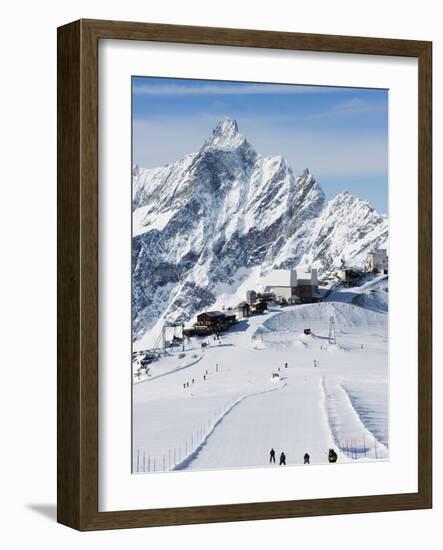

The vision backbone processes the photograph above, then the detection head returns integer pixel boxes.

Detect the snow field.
[133,301,388,472]
[322,377,388,460]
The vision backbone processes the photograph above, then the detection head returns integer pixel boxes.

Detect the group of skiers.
[269,448,286,465]
[269,448,338,465]
[182,366,221,390]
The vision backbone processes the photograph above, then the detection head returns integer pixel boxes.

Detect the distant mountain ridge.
[132,118,388,341]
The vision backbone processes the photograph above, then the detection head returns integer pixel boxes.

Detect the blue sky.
[132,77,388,213]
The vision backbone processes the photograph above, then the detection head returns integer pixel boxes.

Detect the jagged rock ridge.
[132,118,388,340]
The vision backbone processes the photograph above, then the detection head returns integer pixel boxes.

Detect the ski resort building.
[336,268,364,286]
[236,301,251,318]
[194,311,237,334]
[237,299,267,318]
[262,269,297,300]
[246,290,257,304]
[262,268,322,304]
[250,300,268,314]
[365,248,388,274]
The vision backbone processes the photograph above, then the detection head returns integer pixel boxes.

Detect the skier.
[279,452,286,466]
[269,448,276,463]
[328,449,338,463]
[284,362,288,369]
[313,359,318,368]
[304,453,310,464]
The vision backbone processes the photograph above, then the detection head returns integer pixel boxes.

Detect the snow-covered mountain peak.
[132,123,388,340]
[295,168,317,188]
[291,169,326,224]
[203,118,247,150]
[334,190,352,201]
[329,191,372,212]
[214,117,238,136]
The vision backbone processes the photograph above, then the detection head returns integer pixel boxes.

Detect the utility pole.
[329,316,336,345]
[162,324,167,353]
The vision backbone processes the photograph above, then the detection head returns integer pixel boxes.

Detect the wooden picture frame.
[57,18,432,530]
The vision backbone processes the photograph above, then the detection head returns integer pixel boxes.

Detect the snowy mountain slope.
[272,191,388,271]
[132,118,388,341]
[261,301,388,335]
[133,301,388,471]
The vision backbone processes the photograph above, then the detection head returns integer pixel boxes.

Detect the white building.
[262,268,320,302]
[296,267,318,287]
[262,269,297,299]
[365,248,388,273]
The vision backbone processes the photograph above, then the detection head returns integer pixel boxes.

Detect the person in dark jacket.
[269,448,276,463]
[279,452,286,466]
[328,449,338,463]
[304,453,310,464]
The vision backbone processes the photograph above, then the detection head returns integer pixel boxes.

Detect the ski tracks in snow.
[173,382,286,470]
[321,376,388,460]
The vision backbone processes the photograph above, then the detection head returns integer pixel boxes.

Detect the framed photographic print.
[57,19,432,530]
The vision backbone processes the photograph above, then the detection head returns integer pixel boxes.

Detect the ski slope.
[183,374,340,471]
[133,300,388,473]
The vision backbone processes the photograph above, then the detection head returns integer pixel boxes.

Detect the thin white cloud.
[132,82,346,96]
[309,97,387,119]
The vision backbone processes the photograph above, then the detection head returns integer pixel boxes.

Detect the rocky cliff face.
[132,119,388,341]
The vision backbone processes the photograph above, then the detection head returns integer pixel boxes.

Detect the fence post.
[363,433,367,457]
[168,449,171,470]
[143,451,146,472]
[153,457,156,472]
[148,455,150,472]
[374,439,378,459]
[163,455,166,471]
